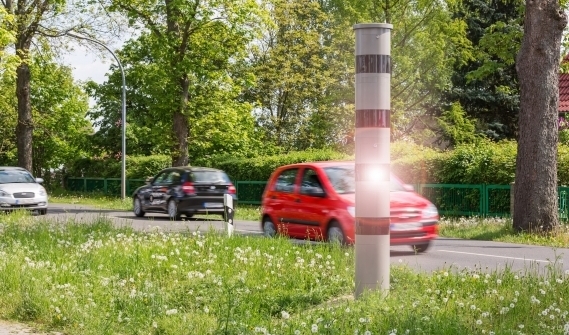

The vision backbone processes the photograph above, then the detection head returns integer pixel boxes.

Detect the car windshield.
[323,165,406,194]
[0,170,36,184]
[193,171,231,183]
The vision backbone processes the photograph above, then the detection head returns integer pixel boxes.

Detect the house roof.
[560,55,569,112]
[560,73,569,112]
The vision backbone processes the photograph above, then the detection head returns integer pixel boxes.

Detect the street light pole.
[68,34,127,199]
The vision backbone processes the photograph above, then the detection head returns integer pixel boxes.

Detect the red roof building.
[560,55,569,113]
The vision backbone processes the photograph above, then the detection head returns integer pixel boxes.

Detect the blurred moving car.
[260,161,439,252]
[132,166,237,220]
[0,166,48,214]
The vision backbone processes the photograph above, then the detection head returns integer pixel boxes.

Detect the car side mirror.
[36,178,44,184]
[403,184,414,192]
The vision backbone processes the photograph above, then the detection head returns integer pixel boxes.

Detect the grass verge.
[0,212,568,334]
[439,216,569,248]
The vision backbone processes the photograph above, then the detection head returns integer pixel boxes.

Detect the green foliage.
[560,129,569,145]
[126,155,172,179]
[66,155,171,179]
[0,7,17,79]
[196,149,352,181]
[337,0,473,142]
[0,51,92,187]
[30,55,93,178]
[444,0,523,140]
[244,0,354,150]
[557,145,569,186]
[99,0,268,164]
[0,73,17,165]
[64,140,569,188]
[438,139,517,184]
[437,102,480,146]
[391,141,447,184]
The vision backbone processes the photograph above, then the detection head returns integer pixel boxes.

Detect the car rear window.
[192,171,231,183]
[323,165,406,194]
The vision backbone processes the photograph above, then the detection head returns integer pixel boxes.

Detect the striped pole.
[354,23,392,298]
[224,194,234,237]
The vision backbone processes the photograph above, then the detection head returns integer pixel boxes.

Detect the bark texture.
[514,0,567,231]
[11,0,51,173]
[15,52,33,172]
[171,74,190,167]
[166,0,191,167]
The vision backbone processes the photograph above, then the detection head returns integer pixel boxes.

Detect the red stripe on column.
[356,109,390,128]
[356,217,390,235]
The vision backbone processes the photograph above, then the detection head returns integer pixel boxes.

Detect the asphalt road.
[45,204,569,275]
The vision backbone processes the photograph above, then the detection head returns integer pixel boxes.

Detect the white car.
[0,166,48,215]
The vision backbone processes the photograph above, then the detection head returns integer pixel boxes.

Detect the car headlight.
[422,203,438,219]
[39,188,47,196]
[347,206,355,217]
[0,189,10,197]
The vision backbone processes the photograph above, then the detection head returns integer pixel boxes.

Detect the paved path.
[0,320,60,335]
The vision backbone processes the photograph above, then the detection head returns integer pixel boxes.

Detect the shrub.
[391,141,446,184]
[438,140,517,185]
[198,149,352,181]
[66,141,569,186]
[66,155,171,179]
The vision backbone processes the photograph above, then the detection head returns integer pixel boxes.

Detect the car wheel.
[167,199,181,220]
[327,221,345,245]
[133,198,145,217]
[412,242,431,253]
[263,217,277,237]
[38,209,47,215]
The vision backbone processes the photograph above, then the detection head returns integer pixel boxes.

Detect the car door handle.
[295,198,300,203]
[271,196,277,199]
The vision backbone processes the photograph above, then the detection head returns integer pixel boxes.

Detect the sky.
[61,29,135,85]
[63,48,110,84]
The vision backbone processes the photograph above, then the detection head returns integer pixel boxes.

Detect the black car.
[132,166,237,220]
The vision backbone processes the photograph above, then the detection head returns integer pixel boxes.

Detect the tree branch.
[115,3,162,39]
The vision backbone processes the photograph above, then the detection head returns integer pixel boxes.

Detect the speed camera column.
[353,23,393,298]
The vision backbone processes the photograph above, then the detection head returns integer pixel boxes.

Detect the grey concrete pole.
[67,34,127,199]
[353,23,392,298]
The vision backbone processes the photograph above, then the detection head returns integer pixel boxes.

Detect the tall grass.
[0,212,568,334]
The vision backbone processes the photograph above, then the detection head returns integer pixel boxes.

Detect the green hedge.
[66,155,171,179]
[195,149,352,181]
[391,141,446,184]
[437,140,518,185]
[65,140,569,186]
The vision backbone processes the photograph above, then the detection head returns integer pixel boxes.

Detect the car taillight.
[182,182,195,195]
[228,184,236,194]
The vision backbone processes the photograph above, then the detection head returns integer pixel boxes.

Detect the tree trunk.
[15,48,33,172]
[165,0,190,167]
[171,75,190,166]
[514,0,567,232]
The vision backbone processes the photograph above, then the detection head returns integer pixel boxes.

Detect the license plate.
[204,202,223,208]
[390,222,422,231]
[15,199,35,205]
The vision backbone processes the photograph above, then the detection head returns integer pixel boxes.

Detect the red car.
[260,161,439,252]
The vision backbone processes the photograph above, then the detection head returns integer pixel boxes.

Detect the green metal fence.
[66,178,146,196]
[64,178,569,218]
[235,181,269,204]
